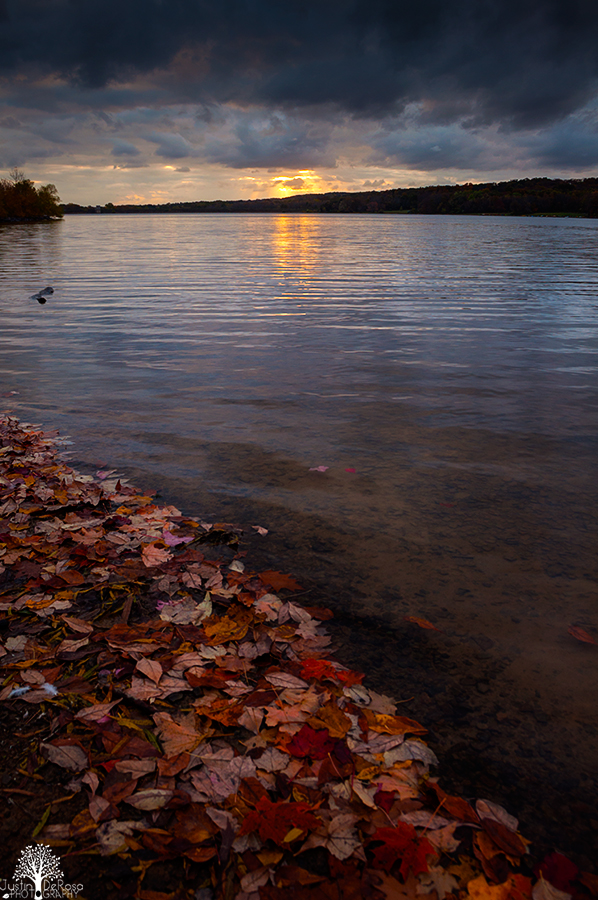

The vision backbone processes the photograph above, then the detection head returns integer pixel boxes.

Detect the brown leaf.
[56,636,90,656]
[61,615,94,634]
[153,711,204,757]
[308,703,352,739]
[75,699,122,723]
[259,570,303,591]
[481,818,526,857]
[42,742,88,771]
[429,783,479,823]
[125,789,175,810]
[141,542,173,568]
[136,658,163,684]
[204,606,254,645]
[273,865,326,887]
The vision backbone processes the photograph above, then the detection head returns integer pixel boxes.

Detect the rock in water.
[30,286,54,304]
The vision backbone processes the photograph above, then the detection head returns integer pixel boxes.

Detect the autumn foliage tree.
[0,168,63,220]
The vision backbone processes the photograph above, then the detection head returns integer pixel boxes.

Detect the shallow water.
[1,213,597,861]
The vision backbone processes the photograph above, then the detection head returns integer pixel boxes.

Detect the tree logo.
[1,844,83,898]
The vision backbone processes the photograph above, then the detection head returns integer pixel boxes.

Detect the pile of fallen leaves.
[0,414,595,900]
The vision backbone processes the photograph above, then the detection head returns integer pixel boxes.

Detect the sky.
[1,0,598,205]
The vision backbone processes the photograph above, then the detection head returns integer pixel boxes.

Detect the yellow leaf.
[283,827,304,843]
[467,874,510,900]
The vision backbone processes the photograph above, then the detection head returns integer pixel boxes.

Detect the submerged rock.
[30,285,54,304]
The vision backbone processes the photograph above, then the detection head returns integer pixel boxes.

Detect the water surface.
[1,213,597,861]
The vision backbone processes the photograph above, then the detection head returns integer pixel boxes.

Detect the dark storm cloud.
[147,132,197,159]
[111,139,141,156]
[2,0,598,130]
[201,114,336,169]
[532,115,598,168]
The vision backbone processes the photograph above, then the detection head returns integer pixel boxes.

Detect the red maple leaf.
[286,724,337,759]
[535,852,579,892]
[369,823,433,878]
[300,659,338,681]
[299,659,364,686]
[238,796,319,845]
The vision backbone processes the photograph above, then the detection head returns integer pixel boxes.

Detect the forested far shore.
[63,176,598,217]
[0,169,63,221]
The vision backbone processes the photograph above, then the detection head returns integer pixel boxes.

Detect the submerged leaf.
[567,625,596,645]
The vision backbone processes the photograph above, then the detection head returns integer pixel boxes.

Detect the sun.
[271,170,324,196]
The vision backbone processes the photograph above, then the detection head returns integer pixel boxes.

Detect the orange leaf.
[568,625,596,645]
[141,542,173,568]
[203,606,254,645]
[429,783,479,824]
[308,703,352,739]
[153,712,203,757]
[362,708,427,736]
[481,818,526,857]
[467,874,511,900]
[404,616,441,631]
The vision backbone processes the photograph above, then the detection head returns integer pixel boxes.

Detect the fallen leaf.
[403,616,441,631]
[567,625,596,645]
[362,709,427,736]
[136,657,163,684]
[532,880,572,900]
[481,817,526,857]
[369,823,434,878]
[286,724,337,759]
[125,789,175,810]
[418,866,460,899]
[159,595,212,625]
[153,711,204,756]
[75,700,122,723]
[42,742,88,772]
[238,796,319,845]
[535,853,578,893]
[96,820,142,856]
[241,867,270,892]
[265,672,308,690]
[141,542,173,568]
[259,570,302,592]
[476,799,518,833]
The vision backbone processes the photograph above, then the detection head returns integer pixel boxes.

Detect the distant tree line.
[0,169,63,221]
[62,177,598,218]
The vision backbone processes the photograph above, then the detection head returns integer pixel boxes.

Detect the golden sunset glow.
[270,171,326,196]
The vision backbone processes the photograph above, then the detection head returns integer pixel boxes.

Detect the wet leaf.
[0,415,546,900]
[476,799,518,833]
[370,823,434,878]
[403,616,441,631]
[567,625,596,645]
[238,796,319,845]
[259,570,302,592]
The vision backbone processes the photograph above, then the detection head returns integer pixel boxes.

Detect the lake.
[1,212,597,863]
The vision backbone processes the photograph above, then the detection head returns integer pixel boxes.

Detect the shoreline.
[0,414,590,898]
